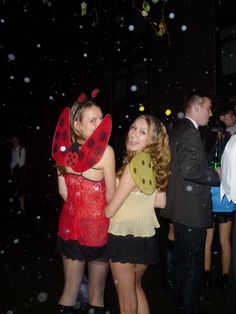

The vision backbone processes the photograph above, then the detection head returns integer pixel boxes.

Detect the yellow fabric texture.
[108,190,160,237]
[129,152,156,195]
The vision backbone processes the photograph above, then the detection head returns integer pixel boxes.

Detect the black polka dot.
[78,151,85,161]
[55,131,60,140]
[99,131,106,141]
[87,138,95,148]
[88,158,95,167]
[95,145,102,155]
[59,117,65,128]
[53,144,58,153]
[62,130,67,141]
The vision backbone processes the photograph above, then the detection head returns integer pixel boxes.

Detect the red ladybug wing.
[72,114,112,172]
[52,107,71,165]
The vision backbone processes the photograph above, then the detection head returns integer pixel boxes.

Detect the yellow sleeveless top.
[108,190,160,237]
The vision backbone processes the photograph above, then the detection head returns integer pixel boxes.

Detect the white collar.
[185,116,198,129]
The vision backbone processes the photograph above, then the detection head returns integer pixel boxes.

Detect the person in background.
[105,114,171,314]
[10,135,27,211]
[52,94,116,314]
[203,104,236,292]
[219,103,236,137]
[164,221,175,290]
[161,90,220,314]
[220,134,236,314]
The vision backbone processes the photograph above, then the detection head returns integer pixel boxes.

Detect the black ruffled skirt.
[106,232,159,264]
[57,236,108,262]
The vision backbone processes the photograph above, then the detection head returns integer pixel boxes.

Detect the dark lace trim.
[56,236,108,262]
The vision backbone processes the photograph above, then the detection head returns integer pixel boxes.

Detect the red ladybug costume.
[52,107,112,260]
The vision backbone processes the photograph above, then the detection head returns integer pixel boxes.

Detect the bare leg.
[168,223,175,241]
[59,256,85,306]
[110,262,149,314]
[219,221,232,274]
[204,227,215,271]
[135,264,149,314]
[87,260,109,307]
[111,262,137,314]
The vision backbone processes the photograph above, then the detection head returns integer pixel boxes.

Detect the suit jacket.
[162,118,220,228]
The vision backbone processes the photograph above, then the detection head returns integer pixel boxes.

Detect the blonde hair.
[70,100,100,143]
[57,99,101,175]
[118,115,171,191]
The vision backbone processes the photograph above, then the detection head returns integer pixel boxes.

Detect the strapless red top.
[58,173,109,247]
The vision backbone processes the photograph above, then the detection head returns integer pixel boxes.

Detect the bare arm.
[105,164,135,218]
[154,191,166,209]
[57,170,67,201]
[102,145,116,202]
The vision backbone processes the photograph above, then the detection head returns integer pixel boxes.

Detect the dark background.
[0,1,236,313]
[1,0,236,168]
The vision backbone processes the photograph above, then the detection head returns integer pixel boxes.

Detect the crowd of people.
[50,89,236,314]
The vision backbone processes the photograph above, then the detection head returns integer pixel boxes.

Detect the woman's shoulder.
[104,144,114,154]
[100,144,115,162]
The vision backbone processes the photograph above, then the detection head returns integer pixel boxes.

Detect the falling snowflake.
[24,77,30,83]
[130,85,137,92]
[37,291,48,302]
[8,53,16,61]
[186,185,193,192]
[177,112,184,119]
[128,25,134,31]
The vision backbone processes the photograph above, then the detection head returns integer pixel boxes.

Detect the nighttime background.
[0,0,236,313]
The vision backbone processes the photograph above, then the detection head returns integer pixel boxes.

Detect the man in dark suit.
[162,91,220,314]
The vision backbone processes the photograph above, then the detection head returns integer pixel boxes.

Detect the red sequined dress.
[57,172,109,260]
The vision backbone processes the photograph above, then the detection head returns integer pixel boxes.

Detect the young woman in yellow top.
[105,114,170,314]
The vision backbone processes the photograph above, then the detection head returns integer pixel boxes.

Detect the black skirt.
[56,236,109,262]
[213,211,234,223]
[106,232,159,265]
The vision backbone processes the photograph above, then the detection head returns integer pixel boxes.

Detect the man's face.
[196,98,212,126]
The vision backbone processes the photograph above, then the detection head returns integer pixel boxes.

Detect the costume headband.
[73,88,100,120]
[52,106,112,172]
[129,152,156,195]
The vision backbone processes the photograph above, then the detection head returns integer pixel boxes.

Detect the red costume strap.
[52,107,112,172]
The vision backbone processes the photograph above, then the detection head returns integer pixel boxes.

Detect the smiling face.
[126,117,152,152]
[74,105,103,139]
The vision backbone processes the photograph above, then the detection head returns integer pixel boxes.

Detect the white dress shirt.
[220,134,236,203]
[226,123,236,136]
[10,146,26,170]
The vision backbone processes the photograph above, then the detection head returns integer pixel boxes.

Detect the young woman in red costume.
[52,92,116,314]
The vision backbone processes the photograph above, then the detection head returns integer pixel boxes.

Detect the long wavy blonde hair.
[118,115,171,191]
